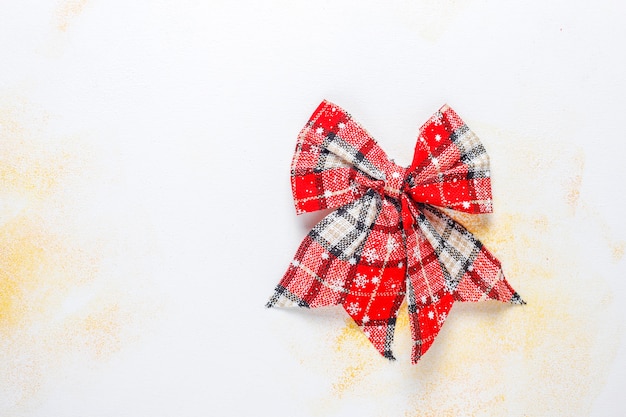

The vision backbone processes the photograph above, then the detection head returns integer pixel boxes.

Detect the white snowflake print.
[392,171,401,179]
[428,310,434,320]
[371,276,380,284]
[420,295,427,304]
[431,157,439,166]
[348,257,357,265]
[437,312,447,325]
[349,181,360,196]
[435,134,442,141]
[321,252,329,260]
[315,127,324,134]
[362,248,379,264]
[338,122,345,129]
[362,315,370,323]
[346,301,361,316]
[462,201,471,209]
[328,275,345,291]
[385,237,399,253]
[354,273,368,289]
[413,246,421,261]
[323,190,332,198]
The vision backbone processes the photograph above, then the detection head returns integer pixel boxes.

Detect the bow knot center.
[383,163,408,199]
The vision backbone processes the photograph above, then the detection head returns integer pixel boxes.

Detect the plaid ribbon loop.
[267,100,524,364]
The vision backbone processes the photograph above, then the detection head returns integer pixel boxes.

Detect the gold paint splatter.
[579,201,626,264]
[565,152,585,210]
[0,215,86,331]
[78,302,123,358]
[392,0,474,42]
[332,363,368,398]
[332,319,377,397]
[0,96,158,413]
[55,0,88,32]
[1,101,92,334]
[612,242,625,261]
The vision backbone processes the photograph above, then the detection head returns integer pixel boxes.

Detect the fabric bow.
[267,100,524,364]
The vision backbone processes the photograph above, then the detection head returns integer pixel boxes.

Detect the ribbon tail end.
[266,285,310,309]
[510,292,526,305]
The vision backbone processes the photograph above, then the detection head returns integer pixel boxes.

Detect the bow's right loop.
[404,105,493,214]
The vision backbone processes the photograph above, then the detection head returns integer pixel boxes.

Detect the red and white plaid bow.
[267,100,524,364]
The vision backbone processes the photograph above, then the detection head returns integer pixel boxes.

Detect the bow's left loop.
[291,100,390,214]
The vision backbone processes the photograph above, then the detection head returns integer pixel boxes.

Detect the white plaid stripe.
[449,125,490,179]
[310,190,381,260]
[316,147,352,171]
[268,287,301,308]
[415,204,481,291]
[323,134,386,181]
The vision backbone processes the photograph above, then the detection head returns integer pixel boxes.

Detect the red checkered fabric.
[267,100,524,364]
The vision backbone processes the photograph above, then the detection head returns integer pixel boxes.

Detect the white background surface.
[1,1,626,416]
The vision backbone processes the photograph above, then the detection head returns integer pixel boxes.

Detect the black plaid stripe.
[402,200,446,311]
[408,312,444,362]
[415,204,482,292]
[405,256,418,313]
[266,284,309,308]
[315,146,352,172]
[298,239,349,306]
[309,189,381,261]
[354,208,406,269]
[359,319,398,360]
[448,124,491,180]
[405,237,446,305]
[266,235,361,308]
[368,320,397,360]
[465,251,502,298]
[453,248,524,305]
[266,235,320,308]
[405,265,442,315]
[322,133,385,181]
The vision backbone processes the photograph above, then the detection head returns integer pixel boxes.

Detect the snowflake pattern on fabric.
[267,100,524,364]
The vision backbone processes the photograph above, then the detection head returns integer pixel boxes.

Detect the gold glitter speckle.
[55,0,88,32]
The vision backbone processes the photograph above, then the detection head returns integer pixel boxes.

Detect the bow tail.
[407,277,455,364]
[267,191,408,361]
[401,197,524,363]
[418,204,524,305]
[340,200,407,360]
[402,197,456,363]
[266,190,382,309]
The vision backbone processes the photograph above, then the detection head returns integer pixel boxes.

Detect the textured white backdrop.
[1,1,625,416]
